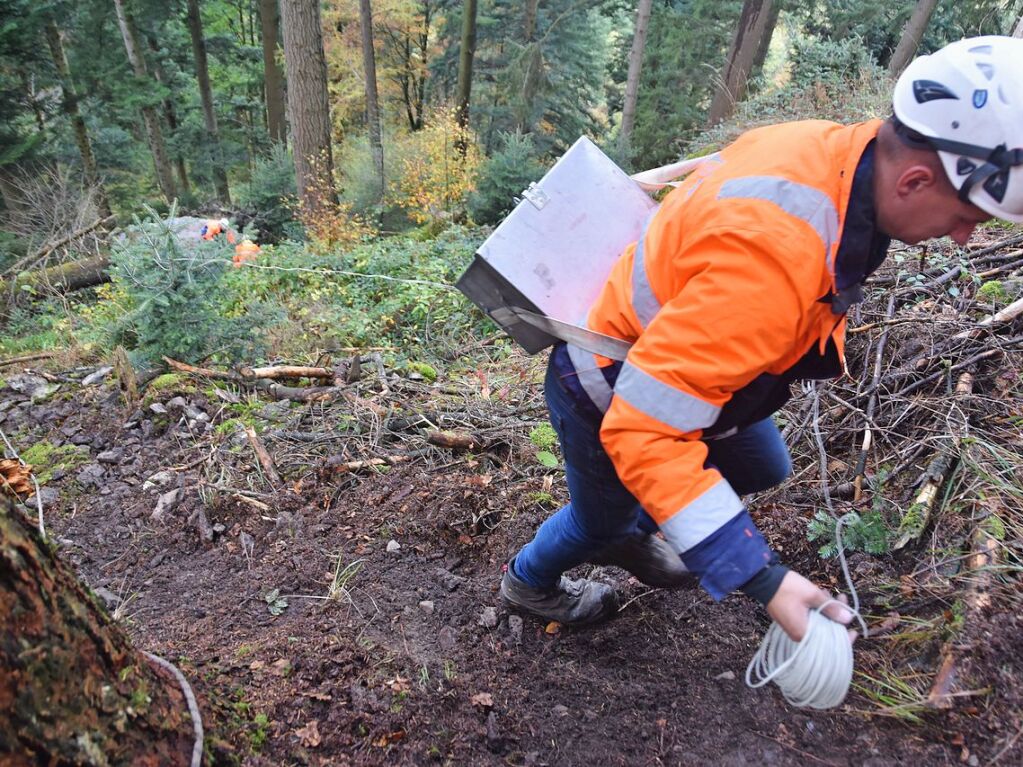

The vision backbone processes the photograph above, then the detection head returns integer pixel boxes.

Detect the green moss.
[977,280,1008,304]
[142,373,197,406]
[406,360,438,382]
[19,442,90,484]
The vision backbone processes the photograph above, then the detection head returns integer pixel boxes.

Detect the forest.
[2,0,1023,764]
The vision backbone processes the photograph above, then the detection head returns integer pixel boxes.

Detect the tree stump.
[0,499,199,765]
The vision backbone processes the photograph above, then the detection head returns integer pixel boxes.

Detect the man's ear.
[895,164,938,197]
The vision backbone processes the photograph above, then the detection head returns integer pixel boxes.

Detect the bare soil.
[2,342,1020,766]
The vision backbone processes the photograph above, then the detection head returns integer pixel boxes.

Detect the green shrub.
[469,132,546,225]
[236,145,299,243]
[788,35,878,92]
[108,206,280,365]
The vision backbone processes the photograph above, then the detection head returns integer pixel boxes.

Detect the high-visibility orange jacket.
[564,119,886,599]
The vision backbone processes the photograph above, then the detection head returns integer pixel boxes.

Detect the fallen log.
[1,254,111,295]
[163,357,343,403]
[426,430,487,451]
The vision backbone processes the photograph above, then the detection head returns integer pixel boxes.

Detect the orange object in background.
[201,218,237,244]
[233,239,261,267]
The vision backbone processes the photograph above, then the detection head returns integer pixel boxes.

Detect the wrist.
[740,558,789,606]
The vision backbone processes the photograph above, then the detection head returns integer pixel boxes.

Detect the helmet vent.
[976,62,994,80]
[957,158,977,176]
[968,44,993,55]
[984,170,1009,203]
[913,80,959,103]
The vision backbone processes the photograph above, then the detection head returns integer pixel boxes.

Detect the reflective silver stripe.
[566,341,614,412]
[659,479,744,553]
[613,361,720,433]
[718,176,839,271]
[631,211,661,328]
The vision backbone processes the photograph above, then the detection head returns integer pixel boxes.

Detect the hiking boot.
[589,533,692,589]
[500,561,619,625]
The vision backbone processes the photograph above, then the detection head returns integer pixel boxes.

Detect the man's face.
[890,179,992,246]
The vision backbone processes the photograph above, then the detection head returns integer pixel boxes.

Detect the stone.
[152,488,182,521]
[165,396,187,410]
[507,615,523,646]
[386,539,401,554]
[97,448,125,465]
[143,470,176,491]
[714,670,736,681]
[418,600,435,614]
[93,587,122,609]
[27,486,59,507]
[81,366,113,386]
[479,606,499,629]
[438,626,457,650]
[76,463,105,488]
[148,402,168,415]
[435,568,467,592]
[552,705,569,717]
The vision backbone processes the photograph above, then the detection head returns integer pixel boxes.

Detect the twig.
[0,352,57,368]
[853,294,895,501]
[238,364,334,380]
[244,426,282,487]
[30,214,116,261]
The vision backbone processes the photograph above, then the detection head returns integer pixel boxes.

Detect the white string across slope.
[745,513,870,709]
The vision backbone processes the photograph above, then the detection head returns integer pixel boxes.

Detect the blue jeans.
[513,358,793,589]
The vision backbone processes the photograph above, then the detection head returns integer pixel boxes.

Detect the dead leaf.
[545,621,562,636]
[301,690,333,701]
[372,730,406,747]
[471,692,494,708]
[271,658,292,676]
[870,611,901,636]
[294,720,321,748]
[900,575,915,599]
[0,458,34,498]
[248,660,265,671]
[385,675,409,693]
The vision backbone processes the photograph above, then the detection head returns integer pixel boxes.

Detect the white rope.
[142,651,204,767]
[745,513,869,709]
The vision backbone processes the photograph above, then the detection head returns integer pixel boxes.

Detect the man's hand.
[766,570,856,643]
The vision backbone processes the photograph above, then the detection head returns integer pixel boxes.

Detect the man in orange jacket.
[501,37,1023,643]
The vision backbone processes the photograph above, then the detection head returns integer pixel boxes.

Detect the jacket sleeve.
[599,227,816,600]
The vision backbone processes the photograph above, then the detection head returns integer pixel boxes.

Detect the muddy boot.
[500,561,618,625]
[589,533,692,589]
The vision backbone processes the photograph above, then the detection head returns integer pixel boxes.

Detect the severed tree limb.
[893,372,973,550]
[163,357,344,403]
[426,430,487,451]
[237,365,333,380]
[244,426,282,487]
[30,214,117,261]
[319,454,411,476]
[0,352,56,368]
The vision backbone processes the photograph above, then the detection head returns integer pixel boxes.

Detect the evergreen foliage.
[468,131,545,225]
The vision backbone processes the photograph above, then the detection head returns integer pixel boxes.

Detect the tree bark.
[707,0,776,127]
[1,255,111,296]
[146,37,192,199]
[523,0,539,42]
[359,0,384,199]
[0,499,198,764]
[455,0,477,134]
[888,0,940,76]
[259,0,288,144]
[279,0,337,217]
[1014,14,1023,38]
[112,0,177,204]
[43,18,112,218]
[186,0,232,203]
[619,0,653,157]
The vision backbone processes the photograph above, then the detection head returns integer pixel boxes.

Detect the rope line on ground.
[142,651,204,767]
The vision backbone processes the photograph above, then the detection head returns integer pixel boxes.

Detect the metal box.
[457,136,656,354]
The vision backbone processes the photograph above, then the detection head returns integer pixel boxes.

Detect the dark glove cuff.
[739,555,789,606]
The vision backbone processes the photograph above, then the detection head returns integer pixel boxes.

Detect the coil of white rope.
[745,512,870,709]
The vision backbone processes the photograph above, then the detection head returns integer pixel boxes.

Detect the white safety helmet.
[892,36,1023,222]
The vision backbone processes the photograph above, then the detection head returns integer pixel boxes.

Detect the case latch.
[521,182,549,211]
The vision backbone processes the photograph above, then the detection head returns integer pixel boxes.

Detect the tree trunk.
[146,37,191,199]
[186,0,232,203]
[359,0,384,199]
[112,0,177,204]
[0,499,198,764]
[751,0,781,80]
[279,0,337,217]
[707,0,776,127]
[523,0,539,42]
[888,0,940,76]
[455,0,477,134]
[43,18,112,218]
[1,255,111,295]
[259,0,288,144]
[619,0,653,158]
[1014,14,1023,38]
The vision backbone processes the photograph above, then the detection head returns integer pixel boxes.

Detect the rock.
[183,405,208,421]
[148,402,168,415]
[81,366,113,386]
[714,670,736,681]
[152,488,182,521]
[435,568,467,592]
[97,448,125,465]
[31,383,61,403]
[165,396,188,410]
[7,373,49,396]
[70,432,92,446]
[60,425,80,439]
[258,401,292,422]
[148,550,167,568]
[507,615,523,646]
[479,606,499,629]
[419,600,435,614]
[27,486,60,507]
[386,539,401,554]
[76,463,105,488]
[438,626,457,650]
[93,587,122,609]
[552,704,569,717]
[143,470,176,491]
